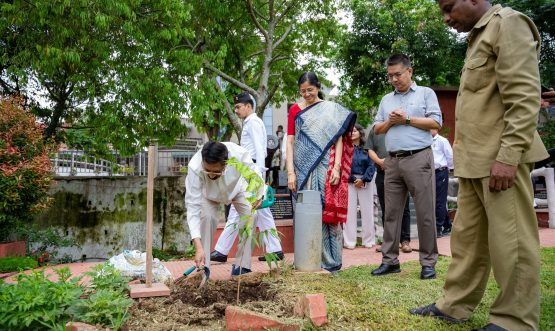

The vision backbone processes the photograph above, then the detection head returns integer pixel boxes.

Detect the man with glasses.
[185,141,265,276]
[210,92,284,267]
[371,54,442,280]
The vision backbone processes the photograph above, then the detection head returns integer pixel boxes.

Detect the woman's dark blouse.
[349,145,376,183]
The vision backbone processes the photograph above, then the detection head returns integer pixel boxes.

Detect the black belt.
[389,146,430,158]
[435,167,448,172]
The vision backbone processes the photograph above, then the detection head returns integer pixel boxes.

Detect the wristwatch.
[405,115,411,125]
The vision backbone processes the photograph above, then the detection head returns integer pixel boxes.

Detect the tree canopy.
[0,0,198,155]
[335,0,465,125]
[1,0,342,151]
[182,0,341,139]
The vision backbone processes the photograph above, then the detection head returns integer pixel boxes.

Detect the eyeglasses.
[299,87,317,95]
[200,165,227,177]
[387,69,409,81]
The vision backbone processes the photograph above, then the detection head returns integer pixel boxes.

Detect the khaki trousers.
[383,148,438,266]
[436,163,540,330]
[201,192,256,270]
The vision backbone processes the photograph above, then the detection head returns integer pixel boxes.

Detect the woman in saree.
[286,72,357,272]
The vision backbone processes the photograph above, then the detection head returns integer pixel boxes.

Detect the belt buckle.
[394,151,405,158]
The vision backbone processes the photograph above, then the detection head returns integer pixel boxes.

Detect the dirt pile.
[122,272,300,331]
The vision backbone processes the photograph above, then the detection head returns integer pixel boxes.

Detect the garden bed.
[123,272,303,330]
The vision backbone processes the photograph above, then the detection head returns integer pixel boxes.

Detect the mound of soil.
[122,272,300,331]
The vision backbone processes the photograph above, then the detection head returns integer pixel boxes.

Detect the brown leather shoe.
[401,241,412,253]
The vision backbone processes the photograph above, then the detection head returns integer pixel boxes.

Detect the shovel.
[176,265,210,288]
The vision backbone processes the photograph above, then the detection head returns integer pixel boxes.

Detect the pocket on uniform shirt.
[462,57,489,92]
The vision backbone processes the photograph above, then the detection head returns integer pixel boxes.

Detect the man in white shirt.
[185,141,264,276]
[210,92,284,266]
[431,128,453,237]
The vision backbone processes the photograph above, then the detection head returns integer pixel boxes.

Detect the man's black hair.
[385,54,412,68]
[201,141,228,164]
[234,92,254,108]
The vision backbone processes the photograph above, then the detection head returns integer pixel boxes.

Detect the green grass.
[0,256,38,273]
[275,248,554,330]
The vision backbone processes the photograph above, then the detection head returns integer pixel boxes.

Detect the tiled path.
[3,228,554,284]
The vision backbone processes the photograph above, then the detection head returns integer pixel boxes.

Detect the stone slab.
[129,283,170,298]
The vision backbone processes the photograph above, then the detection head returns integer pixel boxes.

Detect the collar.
[469,4,501,38]
[243,113,257,123]
[394,81,417,95]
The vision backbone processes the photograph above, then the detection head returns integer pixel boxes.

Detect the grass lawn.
[273,248,554,330]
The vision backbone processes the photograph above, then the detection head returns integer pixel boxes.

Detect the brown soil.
[122,272,302,331]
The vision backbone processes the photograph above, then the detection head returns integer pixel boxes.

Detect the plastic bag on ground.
[108,250,172,284]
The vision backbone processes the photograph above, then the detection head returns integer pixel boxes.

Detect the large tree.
[0,0,198,155]
[335,0,466,125]
[181,0,341,139]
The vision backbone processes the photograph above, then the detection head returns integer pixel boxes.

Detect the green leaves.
[0,263,134,330]
[336,0,465,117]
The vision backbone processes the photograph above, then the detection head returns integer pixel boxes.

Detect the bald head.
[437,0,492,33]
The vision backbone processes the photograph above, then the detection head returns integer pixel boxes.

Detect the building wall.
[33,176,199,260]
[434,88,458,144]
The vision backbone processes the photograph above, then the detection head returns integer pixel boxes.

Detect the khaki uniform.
[436,5,548,330]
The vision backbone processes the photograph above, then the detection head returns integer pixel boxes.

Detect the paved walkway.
[3,228,555,284]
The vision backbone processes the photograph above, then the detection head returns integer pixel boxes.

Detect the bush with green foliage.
[0,256,38,273]
[0,263,133,330]
[0,97,56,242]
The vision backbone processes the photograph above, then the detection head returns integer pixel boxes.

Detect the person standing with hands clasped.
[411,1,548,330]
[371,54,441,280]
[343,124,376,249]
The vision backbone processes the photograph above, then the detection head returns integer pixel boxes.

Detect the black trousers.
[435,168,450,232]
[376,169,411,242]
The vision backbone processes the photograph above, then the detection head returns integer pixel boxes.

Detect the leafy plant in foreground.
[0,267,83,330]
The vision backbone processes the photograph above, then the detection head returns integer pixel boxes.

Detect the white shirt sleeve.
[444,138,454,170]
[185,170,203,239]
[249,121,267,174]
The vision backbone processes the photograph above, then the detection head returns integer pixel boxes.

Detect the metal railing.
[51,141,201,177]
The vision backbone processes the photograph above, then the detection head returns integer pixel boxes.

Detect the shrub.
[0,263,134,330]
[0,256,38,273]
[0,267,83,330]
[0,96,57,242]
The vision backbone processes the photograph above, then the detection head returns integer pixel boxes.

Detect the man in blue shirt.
[371,54,442,280]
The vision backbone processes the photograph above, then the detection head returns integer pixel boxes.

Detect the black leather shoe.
[471,323,508,331]
[258,251,284,261]
[442,228,452,236]
[209,250,227,263]
[421,266,436,279]
[409,303,464,324]
[231,264,252,276]
[371,263,400,276]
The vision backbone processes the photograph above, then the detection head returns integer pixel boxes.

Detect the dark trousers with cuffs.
[376,169,411,242]
[382,148,437,267]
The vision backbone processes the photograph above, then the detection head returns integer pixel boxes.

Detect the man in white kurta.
[185,141,264,275]
[211,92,283,263]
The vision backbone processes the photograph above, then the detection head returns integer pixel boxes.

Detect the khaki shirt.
[454,5,548,178]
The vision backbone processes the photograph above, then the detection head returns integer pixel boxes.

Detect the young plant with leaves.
[226,156,282,301]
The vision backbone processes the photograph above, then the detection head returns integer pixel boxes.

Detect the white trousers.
[343,181,376,248]
[215,205,282,255]
[201,192,255,269]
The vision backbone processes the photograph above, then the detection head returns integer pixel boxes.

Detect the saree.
[293,100,356,271]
